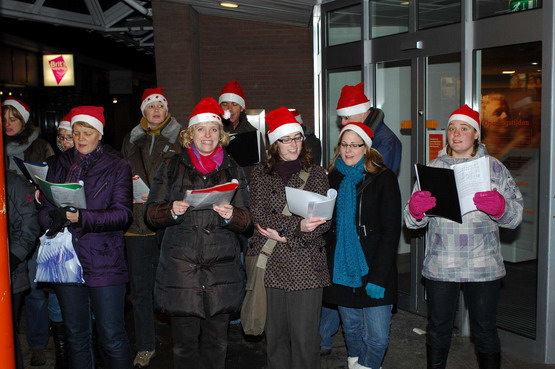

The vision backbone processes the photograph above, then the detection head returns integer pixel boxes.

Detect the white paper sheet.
[132,176,150,204]
[185,179,239,210]
[285,187,337,220]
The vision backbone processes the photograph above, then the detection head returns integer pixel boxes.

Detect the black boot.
[478,352,501,369]
[426,344,449,369]
[50,320,69,369]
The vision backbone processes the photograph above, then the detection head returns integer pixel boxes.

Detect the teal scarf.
[333,157,368,288]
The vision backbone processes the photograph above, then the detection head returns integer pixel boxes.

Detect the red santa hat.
[448,104,480,136]
[140,87,169,115]
[189,97,229,126]
[58,111,74,131]
[71,106,105,135]
[218,81,246,110]
[336,82,371,117]
[2,97,31,123]
[340,122,374,147]
[266,107,304,145]
[289,109,303,124]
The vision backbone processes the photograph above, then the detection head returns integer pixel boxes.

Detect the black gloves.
[47,206,77,237]
[9,253,22,273]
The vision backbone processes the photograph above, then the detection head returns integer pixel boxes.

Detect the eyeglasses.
[277,136,304,144]
[57,135,73,141]
[339,143,365,149]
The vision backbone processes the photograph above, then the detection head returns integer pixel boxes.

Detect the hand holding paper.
[285,187,337,220]
[409,191,436,220]
[473,190,505,218]
[300,218,326,232]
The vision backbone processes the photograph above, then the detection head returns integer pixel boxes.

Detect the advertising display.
[43,54,75,87]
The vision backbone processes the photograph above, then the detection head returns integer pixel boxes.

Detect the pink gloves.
[473,190,506,218]
[409,191,436,220]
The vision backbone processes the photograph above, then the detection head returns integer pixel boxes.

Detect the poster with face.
[480,72,541,263]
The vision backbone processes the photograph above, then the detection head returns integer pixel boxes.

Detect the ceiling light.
[502,70,516,74]
[400,1,410,4]
[113,98,118,104]
[531,62,538,65]
[220,2,239,8]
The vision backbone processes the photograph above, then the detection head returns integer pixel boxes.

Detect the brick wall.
[199,15,314,129]
[152,0,201,124]
[152,1,314,129]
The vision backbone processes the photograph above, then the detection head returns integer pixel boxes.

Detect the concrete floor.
[19,309,555,369]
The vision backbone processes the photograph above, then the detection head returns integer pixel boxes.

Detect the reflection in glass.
[375,60,411,295]
[327,4,362,47]
[475,0,542,19]
[370,0,408,38]
[478,42,541,339]
[426,54,461,162]
[418,0,461,29]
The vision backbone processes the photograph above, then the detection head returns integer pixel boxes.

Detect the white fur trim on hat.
[72,114,104,135]
[3,99,30,123]
[340,124,372,147]
[141,94,169,116]
[218,93,245,110]
[189,113,223,126]
[448,114,480,135]
[58,120,72,131]
[336,101,371,117]
[268,123,303,145]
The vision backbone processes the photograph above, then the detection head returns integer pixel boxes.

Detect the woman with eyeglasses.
[56,113,74,152]
[248,107,331,369]
[323,123,401,369]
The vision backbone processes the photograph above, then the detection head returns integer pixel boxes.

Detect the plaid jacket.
[404,145,523,282]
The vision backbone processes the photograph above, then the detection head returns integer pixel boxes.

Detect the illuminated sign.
[43,54,75,86]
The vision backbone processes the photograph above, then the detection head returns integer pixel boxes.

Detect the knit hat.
[448,104,480,136]
[189,97,230,126]
[58,112,74,131]
[290,109,303,124]
[140,87,169,116]
[340,122,374,147]
[336,82,371,117]
[2,97,30,123]
[218,81,246,110]
[71,106,105,135]
[266,107,304,145]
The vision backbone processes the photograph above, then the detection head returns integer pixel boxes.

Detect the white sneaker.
[347,356,359,369]
[133,350,156,368]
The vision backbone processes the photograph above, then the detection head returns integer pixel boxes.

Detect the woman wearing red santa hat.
[324,122,401,369]
[404,105,523,369]
[121,87,182,368]
[247,107,331,369]
[145,97,252,369]
[2,97,55,174]
[38,105,134,369]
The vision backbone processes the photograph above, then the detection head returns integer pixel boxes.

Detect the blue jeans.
[425,278,502,354]
[338,304,393,369]
[55,284,132,369]
[319,305,340,350]
[125,235,159,351]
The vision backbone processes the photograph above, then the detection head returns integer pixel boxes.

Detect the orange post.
[0,105,15,368]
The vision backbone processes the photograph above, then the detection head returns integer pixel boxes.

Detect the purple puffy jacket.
[38,145,133,287]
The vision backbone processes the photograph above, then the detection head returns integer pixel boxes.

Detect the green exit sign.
[510,0,539,12]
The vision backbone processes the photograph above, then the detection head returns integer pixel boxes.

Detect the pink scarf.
[187,145,224,174]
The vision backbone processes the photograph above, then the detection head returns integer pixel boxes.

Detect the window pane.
[418,0,461,29]
[370,0,408,38]
[477,42,541,339]
[327,4,362,47]
[475,0,542,19]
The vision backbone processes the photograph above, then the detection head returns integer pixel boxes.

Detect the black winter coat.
[145,150,252,318]
[323,168,401,308]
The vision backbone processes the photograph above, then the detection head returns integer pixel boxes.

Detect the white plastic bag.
[35,228,85,284]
